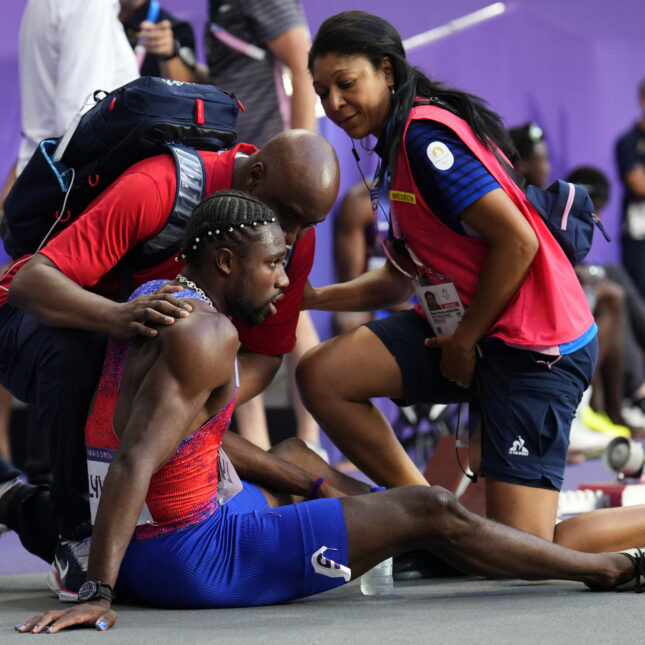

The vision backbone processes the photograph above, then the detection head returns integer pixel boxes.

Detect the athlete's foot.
[586,549,645,592]
[615,548,645,591]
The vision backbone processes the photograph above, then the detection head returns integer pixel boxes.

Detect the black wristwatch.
[77,580,115,604]
[162,40,197,70]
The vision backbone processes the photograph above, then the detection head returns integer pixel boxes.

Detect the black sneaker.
[618,547,645,592]
[46,538,90,602]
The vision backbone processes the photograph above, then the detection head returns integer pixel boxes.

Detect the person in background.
[332,183,380,334]
[16,0,139,176]
[508,124,637,440]
[0,0,139,484]
[616,79,645,299]
[568,166,645,433]
[119,0,198,83]
[332,182,414,335]
[508,122,551,189]
[204,0,316,145]
[204,0,326,459]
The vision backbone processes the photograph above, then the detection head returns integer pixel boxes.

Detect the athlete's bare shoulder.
[158,301,239,390]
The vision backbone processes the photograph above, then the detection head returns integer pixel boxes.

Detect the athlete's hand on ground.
[425,333,476,388]
[14,601,117,633]
[109,284,192,339]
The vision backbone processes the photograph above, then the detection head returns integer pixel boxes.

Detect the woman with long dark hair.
[299,10,645,550]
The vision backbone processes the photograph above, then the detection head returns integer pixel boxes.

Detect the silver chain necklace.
[175,274,215,310]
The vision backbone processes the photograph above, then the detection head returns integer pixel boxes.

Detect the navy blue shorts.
[116,497,349,608]
[365,310,597,490]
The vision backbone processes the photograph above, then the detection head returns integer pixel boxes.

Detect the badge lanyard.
[368,164,466,337]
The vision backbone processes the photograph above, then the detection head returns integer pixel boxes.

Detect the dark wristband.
[77,580,115,604]
[308,477,328,500]
[162,39,180,60]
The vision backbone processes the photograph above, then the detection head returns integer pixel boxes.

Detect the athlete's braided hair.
[180,190,277,267]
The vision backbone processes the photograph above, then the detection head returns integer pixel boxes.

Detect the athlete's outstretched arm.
[16,314,236,633]
[222,432,364,499]
[302,259,414,313]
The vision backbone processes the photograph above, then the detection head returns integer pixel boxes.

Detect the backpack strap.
[116,145,206,302]
[140,144,206,257]
[491,147,528,193]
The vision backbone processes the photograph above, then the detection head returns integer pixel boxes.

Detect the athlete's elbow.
[513,226,539,267]
[523,231,540,263]
[8,254,53,308]
[7,264,32,308]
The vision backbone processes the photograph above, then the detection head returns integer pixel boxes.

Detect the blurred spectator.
[204,0,324,457]
[0,0,138,478]
[204,0,316,145]
[508,122,551,189]
[568,166,645,433]
[119,0,199,82]
[616,79,645,298]
[17,0,138,175]
[333,182,387,334]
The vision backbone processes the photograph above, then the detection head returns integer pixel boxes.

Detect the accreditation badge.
[413,278,465,336]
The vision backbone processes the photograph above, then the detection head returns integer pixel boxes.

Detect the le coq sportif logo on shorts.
[508,435,529,456]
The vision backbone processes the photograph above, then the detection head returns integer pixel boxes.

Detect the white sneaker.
[557,488,608,519]
[568,417,615,455]
[622,404,645,429]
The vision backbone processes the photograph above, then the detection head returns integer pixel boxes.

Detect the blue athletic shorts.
[224,480,270,514]
[365,309,597,491]
[116,497,349,608]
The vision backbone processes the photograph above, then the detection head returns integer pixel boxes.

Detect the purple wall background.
[1,0,644,340]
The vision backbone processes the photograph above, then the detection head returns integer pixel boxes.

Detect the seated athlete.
[0,430,370,578]
[3,128,340,600]
[14,191,645,633]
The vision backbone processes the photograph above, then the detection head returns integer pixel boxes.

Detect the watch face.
[179,46,197,69]
[78,580,98,602]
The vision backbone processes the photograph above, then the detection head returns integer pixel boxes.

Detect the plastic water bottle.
[360,486,393,596]
[360,556,394,595]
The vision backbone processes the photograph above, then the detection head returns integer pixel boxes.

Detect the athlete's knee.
[269,436,308,462]
[407,485,468,536]
[425,486,460,516]
[296,342,336,407]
